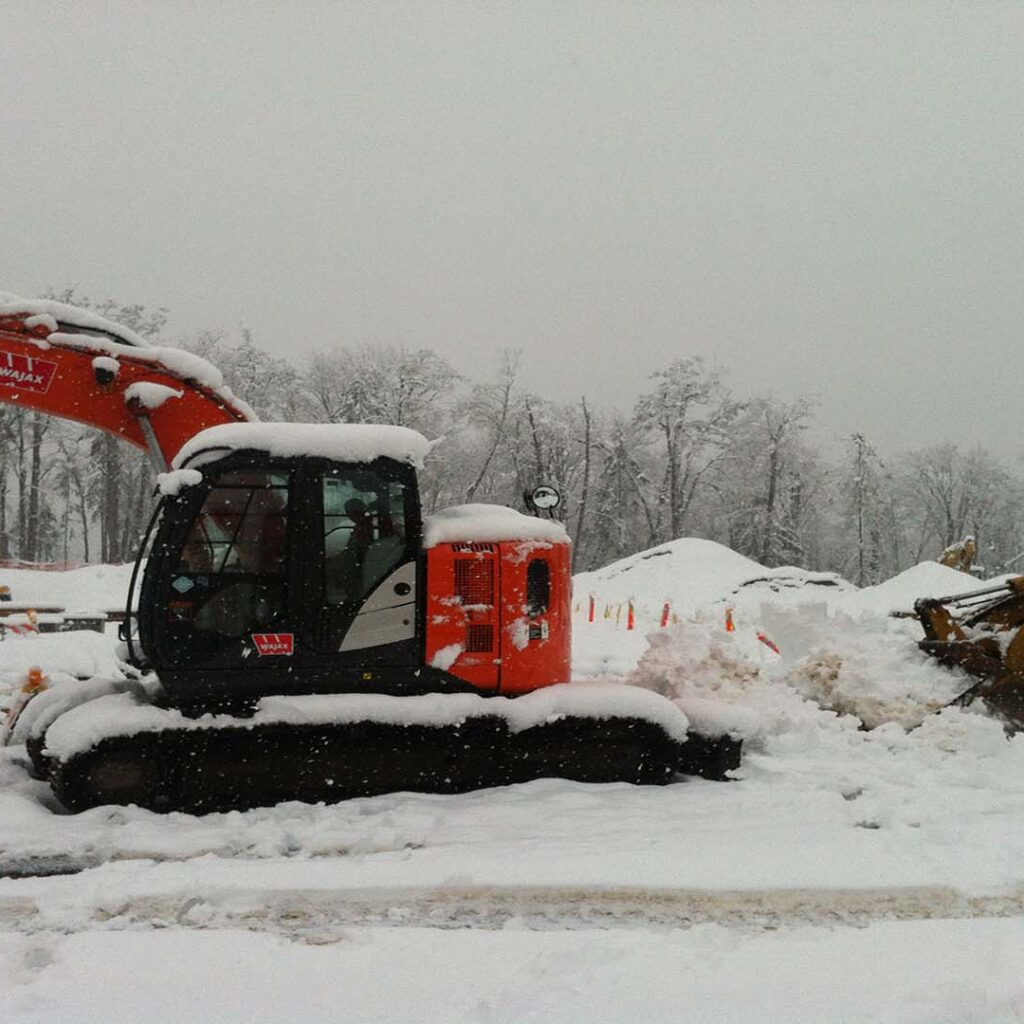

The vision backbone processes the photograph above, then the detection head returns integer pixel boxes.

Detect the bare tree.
[572,397,593,569]
[304,345,456,433]
[903,445,1013,567]
[461,351,520,503]
[584,418,656,569]
[633,357,743,544]
[835,433,898,585]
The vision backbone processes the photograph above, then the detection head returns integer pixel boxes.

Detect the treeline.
[1,292,1021,582]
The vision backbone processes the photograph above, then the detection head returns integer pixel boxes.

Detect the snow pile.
[0,635,132,735]
[617,596,977,736]
[845,561,984,615]
[576,538,767,615]
[762,604,972,729]
[575,538,855,634]
[628,622,772,739]
[618,606,963,740]
[174,422,433,471]
[0,632,126,688]
[573,537,999,734]
[0,565,136,712]
[424,504,568,548]
[0,562,133,613]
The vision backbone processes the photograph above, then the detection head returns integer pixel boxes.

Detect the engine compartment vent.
[466,623,494,653]
[455,558,495,606]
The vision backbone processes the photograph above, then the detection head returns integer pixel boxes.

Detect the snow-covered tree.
[582,417,654,570]
[900,444,1017,571]
[834,433,897,585]
[303,345,457,435]
[633,357,742,545]
[179,327,301,421]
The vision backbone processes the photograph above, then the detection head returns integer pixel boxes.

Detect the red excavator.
[0,294,739,812]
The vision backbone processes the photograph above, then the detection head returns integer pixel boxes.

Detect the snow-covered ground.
[0,562,132,614]
[2,544,1023,1022]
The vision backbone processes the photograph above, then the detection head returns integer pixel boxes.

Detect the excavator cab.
[137,449,431,711]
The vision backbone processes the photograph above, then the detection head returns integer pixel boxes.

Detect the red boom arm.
[0,305,253,471]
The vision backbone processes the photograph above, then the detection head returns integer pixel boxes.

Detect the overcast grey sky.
[2,2,1021,457]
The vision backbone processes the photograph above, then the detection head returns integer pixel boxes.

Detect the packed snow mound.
[627,622,775,740]
[576,538,855,627]
[575,543,991,735]
[846,561,985,615]
[725,567,854,607]
[621,604,983,738]
[576,538,767,614]
[760,604,972,729]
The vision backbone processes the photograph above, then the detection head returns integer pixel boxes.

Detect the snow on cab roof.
[174,422,435,470]
[423,503,568,548]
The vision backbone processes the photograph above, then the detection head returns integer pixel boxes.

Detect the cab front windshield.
[174,469,289,636]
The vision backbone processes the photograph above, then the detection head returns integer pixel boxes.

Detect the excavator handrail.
[123,497,169,668]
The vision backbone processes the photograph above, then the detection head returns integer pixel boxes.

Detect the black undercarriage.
[37,715,741,815]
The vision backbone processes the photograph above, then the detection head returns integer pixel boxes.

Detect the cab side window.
[322,471,409,606]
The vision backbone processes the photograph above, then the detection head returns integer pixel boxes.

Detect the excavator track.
[42,715,739,814]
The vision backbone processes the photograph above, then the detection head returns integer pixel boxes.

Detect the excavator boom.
[0,296,253,470]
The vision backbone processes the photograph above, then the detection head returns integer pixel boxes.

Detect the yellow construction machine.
[915,576,1024,729]
[937,536,977,575]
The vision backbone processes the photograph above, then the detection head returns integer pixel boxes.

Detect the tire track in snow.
[4,885,1024,937]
